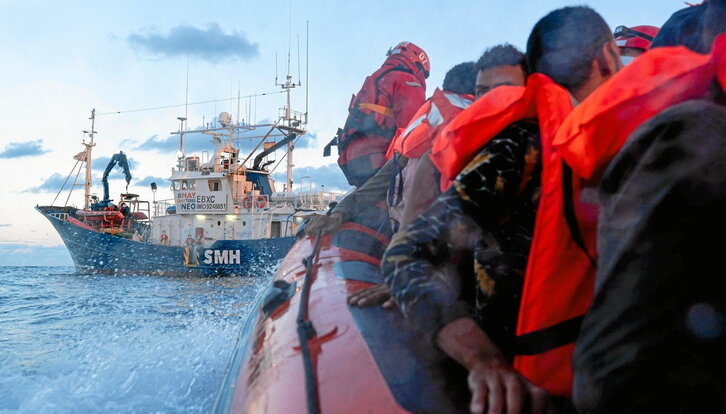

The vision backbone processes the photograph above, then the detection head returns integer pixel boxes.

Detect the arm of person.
[384,126,549,414]
[384,130,537,334]
[438,318,550,414]
[305,157,406,235]
[399,151,442,229]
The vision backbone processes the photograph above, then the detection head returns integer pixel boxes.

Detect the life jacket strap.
[562,162,597,266]
[515,314,585,355]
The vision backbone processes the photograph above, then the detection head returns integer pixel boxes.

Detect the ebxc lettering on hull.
[203,250,242,265]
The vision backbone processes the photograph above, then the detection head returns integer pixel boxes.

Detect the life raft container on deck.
[213,222,469,413]
[75,209,125,221]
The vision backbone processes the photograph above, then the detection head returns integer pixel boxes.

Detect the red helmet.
[387,41,430,78]
[614,25,660,51]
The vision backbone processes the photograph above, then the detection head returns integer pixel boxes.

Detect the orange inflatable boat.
[212,221,468,413]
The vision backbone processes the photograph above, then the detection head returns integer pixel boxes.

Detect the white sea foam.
[0,264,279,413]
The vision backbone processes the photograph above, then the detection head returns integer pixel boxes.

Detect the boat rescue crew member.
[382,7,621,412]
[306,61,476,239]
[613,24,660,64]
[331,41,429,188]
[160,231,169,246]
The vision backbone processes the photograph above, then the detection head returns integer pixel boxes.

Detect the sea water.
[0,265,275,413]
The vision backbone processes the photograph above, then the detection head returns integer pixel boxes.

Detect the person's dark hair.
[703,0,726,49]
[526,6,612,90]
[442,61,477,95]
[476,44,526,73]
[652,0,725,53]
[650,3,707,52]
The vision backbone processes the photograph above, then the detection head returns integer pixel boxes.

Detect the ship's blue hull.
[37,206,296,276]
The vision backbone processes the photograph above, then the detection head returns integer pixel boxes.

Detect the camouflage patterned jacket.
[382,120,541,361]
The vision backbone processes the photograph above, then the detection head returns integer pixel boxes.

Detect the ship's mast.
[284,74,294,193]
[82,109,97,209]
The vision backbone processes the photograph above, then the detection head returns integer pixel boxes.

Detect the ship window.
[208,180,221,191]
[181,180,196,190]
[172,181,180,191]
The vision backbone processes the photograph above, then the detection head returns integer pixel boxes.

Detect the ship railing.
[295,191,342,210]
[270,191,342,210]
[152,199,175,217]
[49,212,69,221]
[277,108,307,129]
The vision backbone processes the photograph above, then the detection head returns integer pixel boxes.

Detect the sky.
[0,0,683,265]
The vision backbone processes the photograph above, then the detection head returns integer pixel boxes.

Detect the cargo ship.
[38,77,340,276]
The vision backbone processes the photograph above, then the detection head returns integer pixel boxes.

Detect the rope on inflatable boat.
[297,225,325,414]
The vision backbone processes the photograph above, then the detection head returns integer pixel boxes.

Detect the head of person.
[527,6,621,102]
[614,25,660,63]
[651,0,725,53]
[442,61,477,95]
[474,44,527,99]
[386,41,430,81]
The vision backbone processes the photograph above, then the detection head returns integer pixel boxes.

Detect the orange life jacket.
[555,34,726,182]
[386,88,474,159]
[429,73,594,396]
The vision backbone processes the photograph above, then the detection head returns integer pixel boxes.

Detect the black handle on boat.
[296,224,326,414]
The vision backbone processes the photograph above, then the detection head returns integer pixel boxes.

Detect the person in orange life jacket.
[387,61,478,232]
[305,61,476,239]
[613,24,660,65]
[400,44,528,229]
[332,41,429,188]
[382,7,621,413]
[559,2,726,412]
[348,45,527,309]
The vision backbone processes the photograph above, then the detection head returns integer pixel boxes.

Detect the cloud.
[135,176,169,188]
[127,23,259,63]
[0,139,49,158]
[24,173,69,193]
[131,119,291,156]
[295,131,318,149]
[274,163,351,192]
[92,154,138,173]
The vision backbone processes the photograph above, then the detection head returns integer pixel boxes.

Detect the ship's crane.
[92,151,131,210]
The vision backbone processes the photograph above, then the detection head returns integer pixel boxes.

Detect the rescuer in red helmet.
[614,24,660,64]
[326,41,429,188]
